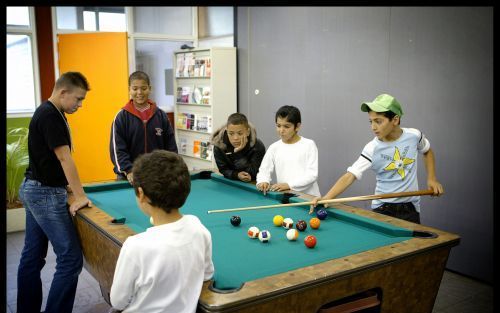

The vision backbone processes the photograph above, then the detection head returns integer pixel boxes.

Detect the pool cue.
[207,190,435,214]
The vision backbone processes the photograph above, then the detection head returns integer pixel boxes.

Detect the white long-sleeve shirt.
[110,215,214,313]
[256,136,321,196]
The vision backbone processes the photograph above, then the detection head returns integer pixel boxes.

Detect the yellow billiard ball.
[273,215,284,227]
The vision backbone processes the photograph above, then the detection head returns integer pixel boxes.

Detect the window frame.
[6,6,41,117]
[51,6,198,78]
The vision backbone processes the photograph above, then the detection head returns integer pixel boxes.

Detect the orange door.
[57,32,129,183]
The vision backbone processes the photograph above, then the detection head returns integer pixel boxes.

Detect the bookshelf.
[173,47,237,170]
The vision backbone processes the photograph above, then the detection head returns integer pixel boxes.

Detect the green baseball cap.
[361,94,403,117]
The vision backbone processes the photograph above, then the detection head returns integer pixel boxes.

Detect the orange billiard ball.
[309,217,321,229]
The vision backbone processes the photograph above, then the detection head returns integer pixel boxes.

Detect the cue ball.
[258,230,271,243]
[286,229,299,241]
[316,209,328,220]
[150,216,154,225]
[248,226,260,238]
[295,220,307,231]
[230,215,241,226]
[304,235,317,248]
[273,215,284,226]
[282,217,294,229]
[309,217,321,229]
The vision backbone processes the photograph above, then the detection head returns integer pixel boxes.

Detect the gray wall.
[237,7,493,283]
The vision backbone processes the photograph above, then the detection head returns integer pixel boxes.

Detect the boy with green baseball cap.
[361,93,404,117]
[310,93,444,224]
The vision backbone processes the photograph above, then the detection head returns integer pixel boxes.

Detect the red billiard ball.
[230,215,241,226]
[304,235,317,248]
[295,220,307,231]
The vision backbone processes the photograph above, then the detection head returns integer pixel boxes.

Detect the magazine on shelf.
[176,114,187,129]
[193,140,201,157]
[188,54,195,77]
[183,53,192,77]
[193,87,203,104]
[194,115,212,132]
[180,138,187,154]
[201,86,211,105]
[205,58,211,77]
[176,54,185,77]
[198,59,206,77]
[200,142,213,160]
[181,86,191,103]
[176,87,183,103]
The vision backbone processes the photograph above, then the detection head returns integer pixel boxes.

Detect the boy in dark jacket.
[211,113,265,182]
[110,71,177,183]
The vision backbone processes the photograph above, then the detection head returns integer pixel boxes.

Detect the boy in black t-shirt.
[17,72,92,313]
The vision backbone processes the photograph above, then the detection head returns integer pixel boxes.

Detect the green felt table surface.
[83,173,414,291]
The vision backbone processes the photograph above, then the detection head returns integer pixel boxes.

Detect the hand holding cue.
[207,190,435,214]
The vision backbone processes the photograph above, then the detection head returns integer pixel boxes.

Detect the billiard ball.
[316,209,328,220]
[258,230,271,243]
[282,217,294,229]
[230,215,241,226]
[304,235,317,248]
[248,226,260,238]
[150,216,154,225]
[309,217,321,229]
[273,215,284,226]
[286,229,299,241]
[295,220,307,231]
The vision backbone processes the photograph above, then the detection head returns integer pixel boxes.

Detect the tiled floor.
[6,230,493,313]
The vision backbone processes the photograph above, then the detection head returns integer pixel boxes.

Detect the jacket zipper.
[143,120,147,152]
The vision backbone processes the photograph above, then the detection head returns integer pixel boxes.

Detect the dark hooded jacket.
[110,99,177,177]
[210,123,266,181]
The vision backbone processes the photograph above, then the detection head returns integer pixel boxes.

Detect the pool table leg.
[73,214,121,306]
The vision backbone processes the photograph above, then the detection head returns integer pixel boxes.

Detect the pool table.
[72,171,460,313]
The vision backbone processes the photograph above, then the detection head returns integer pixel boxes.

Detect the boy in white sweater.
[110,150,214,313]
[256,105,321,197]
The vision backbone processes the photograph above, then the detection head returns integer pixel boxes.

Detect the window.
[133,7,192,35]
[6,6,39,114]
[55,6,126,31]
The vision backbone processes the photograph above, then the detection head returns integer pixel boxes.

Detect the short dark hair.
[227,113,249,127]
[275,105,301,126]
[129,71,151,86]
[132,150,191,213]
[55,72,90,91]
[366,108,401,125]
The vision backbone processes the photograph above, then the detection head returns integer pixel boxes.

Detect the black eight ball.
[230,215,241,226]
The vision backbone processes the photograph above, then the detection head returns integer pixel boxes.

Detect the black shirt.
[25,101,71,187]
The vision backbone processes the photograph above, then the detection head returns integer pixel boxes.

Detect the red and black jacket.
[110,99,177,177]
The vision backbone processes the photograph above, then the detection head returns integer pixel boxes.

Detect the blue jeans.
[17,178,83,313]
